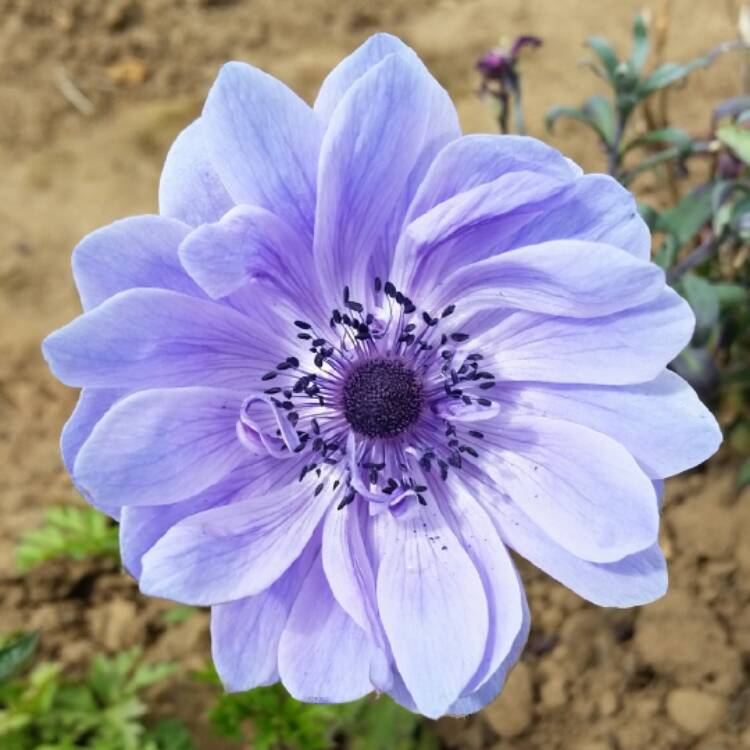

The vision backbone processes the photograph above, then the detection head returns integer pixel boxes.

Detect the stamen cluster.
[253,278,498,513]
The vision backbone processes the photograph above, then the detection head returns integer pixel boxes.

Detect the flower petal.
[42,288,283,390]
[74,387,246,509]
[385,588,530,717]
[495,370,721,478]
[61,389,123,476]
[139,475,331,605]
[61,388,125,520]
[430,239,665,320]
[212,542,316,691]
[72,216,200,311]
[393,170,568,295]
[159,118,233,227]
[374,502,488,718]
[314,33,421,122]
[447,593,530,715]
[478,287,694,385]
[480,415,659,562]
[435,479,524,693]
[314,52,459,304]
[202,62,323,240]
[406,134,577,223]
[119,460,274,578]
[279,555,381,703]
[505,173,651,260]
[178,205,327,327]
[322,501,381,641]
[478,482,667,607]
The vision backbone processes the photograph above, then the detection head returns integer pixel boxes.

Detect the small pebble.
[666,688,727,735]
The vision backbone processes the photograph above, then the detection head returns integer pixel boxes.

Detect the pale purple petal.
[74,387,245,509]
[42,288,284,390]
[447,593,530,715]
[480,415,658,562]
[139,476,330,605]
[314,33,421,122]
[374,502,488,718]
[61,388,125,520]
[478,483,667,607]
[406,134,577,222]
[178,205,327,326]
[202,62,323,240]
[279,555,382,702]
[436,479,524,693]
[159,118,233,226]
[477,287,694,385]
[505,173,651,260]
[393,170,568,295]
[430,239,665,320]
[212,543,316,691]
[322,501,382,642]
[72,216,201,310]
[119,461,271,578]
[314,52,459,304]
[61,389,123,476]
[494,370,721,478]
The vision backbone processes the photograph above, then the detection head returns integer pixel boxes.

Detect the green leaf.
[147,719,196,750]
[655,187,713,246]
[0,645,186,750]
[717,124,750,165]
[682,274,720,345]
[622,126,692,155]
[545,102,614,146]
[349,696,435,750]
[16,506,120,572]
[585,36,620,82]
[582,94,617,146]
[731,195,750,240]
[0,633,39,683]
[638,56,712,96]
[160,606,197,626]
[631,14,650,71]
[653,239,676,270]
[545,105,591,132]
[713,281,748,308]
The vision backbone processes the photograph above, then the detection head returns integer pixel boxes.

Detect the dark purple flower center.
[342,358,423,439]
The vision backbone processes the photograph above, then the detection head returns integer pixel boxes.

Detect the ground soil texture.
[1,1,748,748]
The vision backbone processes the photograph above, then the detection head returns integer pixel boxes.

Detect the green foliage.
[16,506,120,572]
[160,606,198,626]
[717,124,750,165]
[347,695,437,750]
[0,633,40,683]
[546,13,750,478]
[0,635,194,750]
[546,14,738,177]
[196,665,435,750]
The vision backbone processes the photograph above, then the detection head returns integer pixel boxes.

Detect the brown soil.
[1,1,747,749]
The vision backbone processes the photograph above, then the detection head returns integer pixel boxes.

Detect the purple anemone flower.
[43,33,721,718]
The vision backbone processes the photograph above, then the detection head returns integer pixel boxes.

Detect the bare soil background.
[0,1,748,748]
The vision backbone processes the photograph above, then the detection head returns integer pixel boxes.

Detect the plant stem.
[619,140,715,186]
[512,86,526,135]
[667,230,728,282]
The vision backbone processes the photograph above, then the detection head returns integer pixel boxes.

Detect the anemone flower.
[43,33,721,718]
